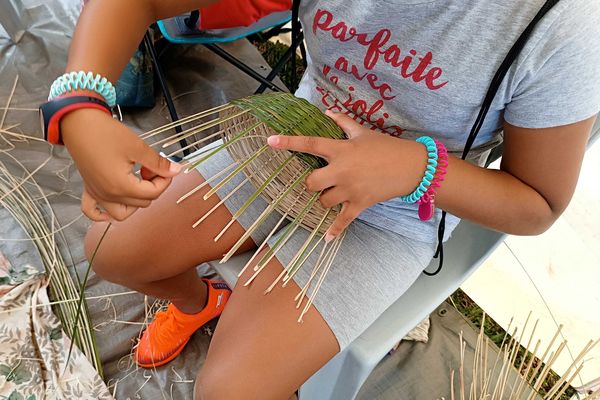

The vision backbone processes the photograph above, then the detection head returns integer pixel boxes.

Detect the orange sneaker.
[134,279,231,368]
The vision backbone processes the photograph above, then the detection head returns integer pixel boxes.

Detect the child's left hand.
[267,110,427,242]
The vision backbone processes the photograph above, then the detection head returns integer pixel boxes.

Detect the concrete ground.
[462,138,600,388]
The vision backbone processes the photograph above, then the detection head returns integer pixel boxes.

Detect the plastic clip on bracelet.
[417,139,448,221]
[49,71,116,107]
[400,136,438,204]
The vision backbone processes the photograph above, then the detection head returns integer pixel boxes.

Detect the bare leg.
[84,170,254,313]
[86,170,340,397]
[195,248,340,400]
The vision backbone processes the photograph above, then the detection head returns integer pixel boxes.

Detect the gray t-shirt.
[295,0,600,243]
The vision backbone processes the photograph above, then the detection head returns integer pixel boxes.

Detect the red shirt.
[199,0,291,30]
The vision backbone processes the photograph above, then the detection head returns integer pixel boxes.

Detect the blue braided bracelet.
[49,71,116,107]
[400,136,438,204]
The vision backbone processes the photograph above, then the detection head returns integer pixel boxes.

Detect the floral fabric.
[0,252,112,400]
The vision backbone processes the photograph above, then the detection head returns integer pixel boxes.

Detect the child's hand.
[61,109,182,222]
[267,110,427,242]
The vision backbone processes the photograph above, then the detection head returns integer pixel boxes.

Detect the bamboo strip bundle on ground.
[0,157,103,376]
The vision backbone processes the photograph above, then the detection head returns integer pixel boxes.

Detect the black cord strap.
[426,0,560,276]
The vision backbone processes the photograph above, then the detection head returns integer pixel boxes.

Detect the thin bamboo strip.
[298,231,345,322]
[285,232,326,289]
[472,314,485,399]
[1,75,18,129]
[203,145,270,201]
[460,332,466,400]
[140,103,234,139]
[509,318,539,399]
[0,127,46,143]
[553,363,584,399]
[514,340,541,398]
[149,123,212,148]
[253,192,321,271]
[0,106,38,111]
[294,238,334,307]
[528,325,563,386]
[193,177,250,228]
[481,318,514,396]
[222,170,309,264]
[498,326,523,400]
[284,209,332,284]
[162,128,226,155]
[177,162,238,204]
[490,327,517,399]
[0,290,137,315]
[185,121,262,172]
[528,342,567,400]
[243,193,321,287]
[0,159,102,373]
[451,369,456,400]
[241,197,300,282]
[162,109,249,148]
[543,339,599,400]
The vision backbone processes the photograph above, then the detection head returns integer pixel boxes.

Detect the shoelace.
[151,308,188,348]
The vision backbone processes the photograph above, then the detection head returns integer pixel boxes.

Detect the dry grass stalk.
[144,93,347,320]
[0,156,103,375]
[1,78,104,374]
[448,313,597,400]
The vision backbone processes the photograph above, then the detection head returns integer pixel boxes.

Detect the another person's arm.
[61,0,216,222]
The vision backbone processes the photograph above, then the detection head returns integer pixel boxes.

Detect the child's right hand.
[61,109,182,222]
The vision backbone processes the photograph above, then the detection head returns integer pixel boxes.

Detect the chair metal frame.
[146,0,305,156]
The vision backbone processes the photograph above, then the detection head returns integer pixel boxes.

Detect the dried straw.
[449,312,597,400]
[0,157,103,375]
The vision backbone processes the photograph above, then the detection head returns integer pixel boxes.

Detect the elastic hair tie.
[400,136,438,204]
[417,139,448,221]
[49,71,116,107]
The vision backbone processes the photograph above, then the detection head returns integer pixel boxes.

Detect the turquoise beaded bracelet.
[400,136,438,204]
[49,71,117,107]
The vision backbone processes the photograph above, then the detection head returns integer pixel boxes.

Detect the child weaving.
[51,0,599,398]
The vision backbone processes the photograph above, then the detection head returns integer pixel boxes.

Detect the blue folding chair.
[145,0,305,155]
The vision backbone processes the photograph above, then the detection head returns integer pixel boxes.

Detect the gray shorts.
[195,144,437,349]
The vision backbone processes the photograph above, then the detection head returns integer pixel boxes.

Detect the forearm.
[66,0,216,80]
[435,157,562,235]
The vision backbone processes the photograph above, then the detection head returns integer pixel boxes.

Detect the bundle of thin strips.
[143,93,346,321]
[0,159,102,375]
[450,313,599,400]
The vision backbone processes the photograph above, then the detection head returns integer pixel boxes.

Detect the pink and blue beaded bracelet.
[401,136,449,221]
[400,136,439,204]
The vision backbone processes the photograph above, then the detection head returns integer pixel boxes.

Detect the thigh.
[283,220,437,348]
[86,168,254,283]
[196,221,436,399]
[196,249,339,400]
